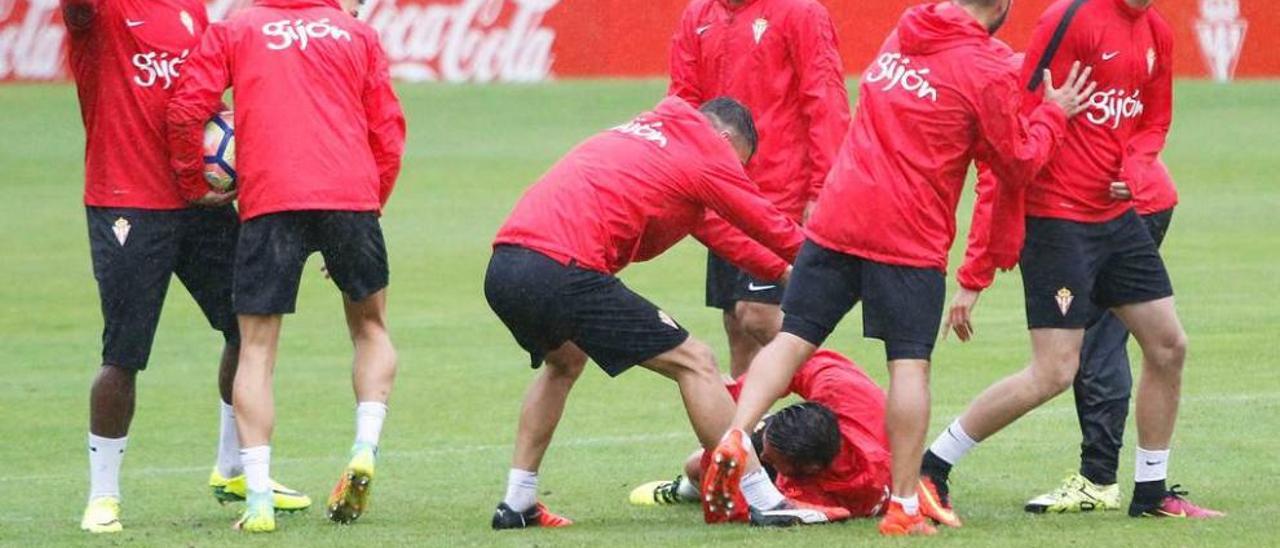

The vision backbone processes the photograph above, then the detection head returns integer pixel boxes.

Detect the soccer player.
[486,96,850,529]
[630,349,890,524]
[60,0,309,533]
[166,0,406,532]
[1024,159,1179,514]
[669,0,850,377]
[701,0,1097,536]
[923,0,1223,521]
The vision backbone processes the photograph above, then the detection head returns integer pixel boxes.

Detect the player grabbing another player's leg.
[922,0,1221,522]
[486,97,852,529]
[166,0,406,533]
[702,0,1095,536]
[631,350,889,525]
[59,0,309,533]
[1025,161,1179,514]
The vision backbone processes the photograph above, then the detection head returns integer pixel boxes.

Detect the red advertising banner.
[0,0,1269,83]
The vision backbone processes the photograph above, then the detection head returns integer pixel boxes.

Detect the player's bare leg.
[82,365,136,533]
[879,358,941,535]
[90,366,137,439]
[641,338,737,450]
[732,301,782,377]
[723,310,760,378]
[493,342,586,529]
[1112,297,1220,518]
[230,314,282,532]
[328,290,398,524]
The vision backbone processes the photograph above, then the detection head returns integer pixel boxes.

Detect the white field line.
[2,392,1274,485]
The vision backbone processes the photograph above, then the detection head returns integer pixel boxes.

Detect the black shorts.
[780,240,945,362]
[1020,209,1174,329]
[234,211,388,315]
[484,245,690,377]
[87,206,239,370]
[705,252,784,310]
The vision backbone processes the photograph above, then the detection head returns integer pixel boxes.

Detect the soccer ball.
[203,110,236,191]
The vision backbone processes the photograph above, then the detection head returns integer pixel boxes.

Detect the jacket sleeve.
[973,70,1067,190]
[787,2,850,202]
[956,163,1000,290]
[690,212,790,281]
[787,353,883,431]
[60,0,99,33]
[363,37,406,208]
[1123,25,1173,192]
[667,6,703,105]
[166,24,232,202]
[692,156,804,269]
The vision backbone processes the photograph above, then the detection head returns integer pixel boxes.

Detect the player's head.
[340,0,364,17]
[957,0,1014,34]
[760,402,841,478]
[699,97,759,165]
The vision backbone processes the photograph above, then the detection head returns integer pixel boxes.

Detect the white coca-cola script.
[362,0,558,83]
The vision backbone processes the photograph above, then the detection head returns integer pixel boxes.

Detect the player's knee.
[1030,358,1077,398]
[675,339,720,381]
[735,302,780,345]
[1147,329,1188,373]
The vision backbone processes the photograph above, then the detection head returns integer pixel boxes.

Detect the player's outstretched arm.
[667,5,704,106]
[165,24,233,205]
[690,212,790,282]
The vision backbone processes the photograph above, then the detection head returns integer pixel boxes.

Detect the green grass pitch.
[0,80,1277,546]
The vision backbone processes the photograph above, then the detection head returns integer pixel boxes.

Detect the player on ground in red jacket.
[166,0,406,533]
[701,0,1097,536]
[669,0,850,378]
[486,97,854,529]
[629,349,891,523]
[924,0,1222,522]
[60,0,309,533]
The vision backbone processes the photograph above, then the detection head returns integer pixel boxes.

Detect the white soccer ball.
[202,110,236,191]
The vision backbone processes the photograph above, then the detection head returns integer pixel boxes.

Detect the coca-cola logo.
[363,0,558,83]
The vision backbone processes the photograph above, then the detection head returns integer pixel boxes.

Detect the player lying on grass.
[1024,159,1181,514]
[923,0,1222,523]
[166,0,405,533]
[485,96,850,529]
[58,0,310,533]
[630,349,890,524]
[702,0,1096,536]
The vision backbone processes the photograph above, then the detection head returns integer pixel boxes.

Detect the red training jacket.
[807,2,1067,285]
[726,349,891,517]
[493,97,803,280]
[1134,158,1177,215]
[669,0,850,221]
[1022,0,1174,222]
[167,0,406,220]
[63,0,210,210]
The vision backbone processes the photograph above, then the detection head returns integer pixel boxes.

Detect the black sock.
[921,450,952,481]
[1133,479,1168,506]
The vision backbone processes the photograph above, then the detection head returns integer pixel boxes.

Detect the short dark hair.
[764,402,841,469]
[699,96,759,160]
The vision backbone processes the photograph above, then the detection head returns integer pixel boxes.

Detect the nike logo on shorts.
[747,283,777,292]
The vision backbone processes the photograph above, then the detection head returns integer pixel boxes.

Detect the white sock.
[88,434,127,500]
[1135,447,1170,483]
[892,494,920,516]
[504,468,539,512]
[929,419,978,465]
[240,445,271,495]
[216,401,242,477]
[741,468,785,510]
[354,401,388,447]
[676,475,700,499]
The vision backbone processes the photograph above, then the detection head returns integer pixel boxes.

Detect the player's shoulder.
[767,0,834,25]
[1145,7,1174,46]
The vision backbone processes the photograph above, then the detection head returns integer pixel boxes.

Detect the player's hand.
[1110,181,1133,201]
[1043,61,1097,118]
[943,287,982,342]
[190,190,236,207]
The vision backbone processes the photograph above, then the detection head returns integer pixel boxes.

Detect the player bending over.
[60,0,309,532]
[702,0,1096,536]
[923,0,1221,522]
[485,96,850,530]
[166,0,406,533]
[631,350,890,524]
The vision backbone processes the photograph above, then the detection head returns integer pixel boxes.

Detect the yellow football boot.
[233,491,276,533]
[327,443,377,524]
[80,496,123,533]
[209,467,312,512]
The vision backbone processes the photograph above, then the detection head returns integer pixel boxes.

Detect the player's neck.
[1125,0,1154,10]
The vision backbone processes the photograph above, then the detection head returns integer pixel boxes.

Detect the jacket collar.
[256,0,342,10]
